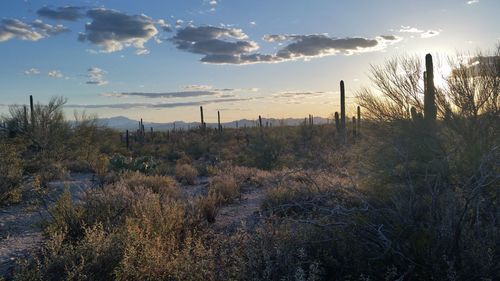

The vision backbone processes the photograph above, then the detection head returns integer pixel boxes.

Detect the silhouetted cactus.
[424,54,437,123]
[23,105,28,131]
[126,129,129,149]
[259,115,263,128]
[29,95,35,132]
[200,106,206,132]
[218,110,222,133]
[340,81,346,132]
[334,112,340,132]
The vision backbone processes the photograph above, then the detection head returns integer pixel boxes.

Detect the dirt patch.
[213,185,266,234]
[180,176,209,198]
[0,173,95,278]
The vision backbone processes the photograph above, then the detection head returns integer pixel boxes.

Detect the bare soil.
[0,173,95,278]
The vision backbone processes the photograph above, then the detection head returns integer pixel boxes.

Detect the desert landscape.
[0,1,498,280]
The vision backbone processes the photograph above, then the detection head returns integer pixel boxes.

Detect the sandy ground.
[213,184,266,233]
[0,173,95,278]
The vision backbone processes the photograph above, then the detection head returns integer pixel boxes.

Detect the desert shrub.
[15,173,213,280]
[175,163,198,185]
[44,188,85,241]
[244,132,287,170]
[209,164,272,188]
[14,224,123,281]
[208,174,240,204]
[0,141,23,205]
[353,50,499,279]
[119,171,180,199]
[194,194,219,223]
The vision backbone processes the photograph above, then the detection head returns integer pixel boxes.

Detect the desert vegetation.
[0,47,498,280]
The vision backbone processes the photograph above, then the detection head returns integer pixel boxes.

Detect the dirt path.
[213,185,267,233]
[181,177,267,233]
[0,173,95,278]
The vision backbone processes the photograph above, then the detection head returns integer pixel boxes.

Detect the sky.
[0,0,498,123]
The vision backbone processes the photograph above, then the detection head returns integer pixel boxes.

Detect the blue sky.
[0,0,498,122]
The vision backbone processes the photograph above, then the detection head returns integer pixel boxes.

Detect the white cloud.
[175,19,184,29]
[86,67,108,86]
[421,30,441,38]
[157,19,172,32]
[24,68,41,75]
[399,26,424,33]
[0,18,68,42]
[467,0,479,4]
[78,8,158,54]
[48,70,64,78]
[173,25,402,65]
[182,84,214,90]
[398,26,441,39]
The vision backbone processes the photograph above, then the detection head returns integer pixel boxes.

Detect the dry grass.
[175,163,198,185]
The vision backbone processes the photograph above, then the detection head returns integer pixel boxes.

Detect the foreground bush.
[0,141,24,205]
[175,163,198,185]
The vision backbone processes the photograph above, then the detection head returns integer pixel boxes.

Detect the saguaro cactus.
[340,81,346,132]
[200,106,206,131]
[334,112,340,132]
[258,115,263,128]
[217,110,222,132]
[29,95,35,131]
[126,129,129,149]
[424,54,437,123]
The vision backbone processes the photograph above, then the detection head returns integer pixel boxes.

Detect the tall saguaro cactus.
[217,110,222,133]
[340,81,346,132]
[126,129,129,149]
[200,106,206,132]
[424,54,437,123]
[29,95,35,131]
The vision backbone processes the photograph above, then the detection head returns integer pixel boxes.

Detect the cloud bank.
[101,91,222,99]
[66,97,251,109]
[86,67,108,86]
[78,8,159,54]
[172,25,401,64]
[0,18,69,42]
[37,6,85,21]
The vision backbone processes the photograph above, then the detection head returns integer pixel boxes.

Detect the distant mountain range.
[96,116,333,131]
